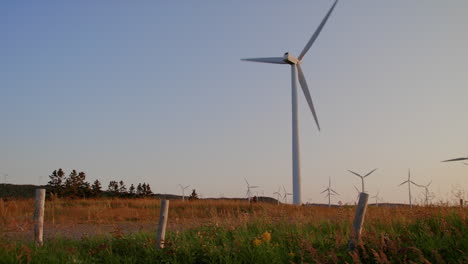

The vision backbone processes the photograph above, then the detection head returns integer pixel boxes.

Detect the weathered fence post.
[156,200,169,249]
[34,189,46,246]
[348,192,369,251]
[460,199,464,209]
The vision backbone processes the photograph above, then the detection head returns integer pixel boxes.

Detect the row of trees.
[47,168,153,198]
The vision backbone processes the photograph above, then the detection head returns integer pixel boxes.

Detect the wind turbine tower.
[242,0,339,205]
[321,177,339,207]
[416,181,432,205]
[398,169,419,208]
[178,184,190,201]
[348,168,377,193]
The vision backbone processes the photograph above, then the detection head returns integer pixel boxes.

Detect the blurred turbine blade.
[441,157,468,162]
[241,57,287,64]
[348,170,362,178]
[297,64,320,131]
[398,180,409,186]
[364,168,377,178]
[331,189,339,195]
[321,189,328,194]
[298,0,339,61]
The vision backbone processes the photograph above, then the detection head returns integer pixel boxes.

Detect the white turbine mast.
[347,168,377,193]
[242,0,339,205]
[178,184,190,201]
[282,185,292,204]
[398,169,419,208]
[320,177,339,207]
[244,178,259,202]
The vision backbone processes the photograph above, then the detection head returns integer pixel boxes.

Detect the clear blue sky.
[2,0,467,204]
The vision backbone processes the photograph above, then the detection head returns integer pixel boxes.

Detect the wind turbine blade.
[348,170,362,178]
[463,162,468,165]
[250,186,259,189]
[426,181,432,187]
[298,0,338,61]
[398,180,409,186]
[441,157,468,162]
[331,189,339,195]
[297,64,320,131]
[241,57,287,64]
[244,178,249,186]
[321,189,328,194]
[364,168,377,178]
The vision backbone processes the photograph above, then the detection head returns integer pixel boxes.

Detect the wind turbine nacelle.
[283,52,299,64]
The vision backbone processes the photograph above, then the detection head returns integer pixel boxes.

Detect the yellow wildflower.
[253,238,262,246]
[261,231,271,242]
[289,252,295,257]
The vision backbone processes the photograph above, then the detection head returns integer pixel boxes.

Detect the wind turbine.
[347,168,377,193]
[242,0,339,205]
[370,191,382,207]
[282,185,292,204]
[273,187,282,205]
[320,177,339,207]
[244,178,259,202]
[178,184,190,201]
[415,181,432,205]
[398,169,419,208]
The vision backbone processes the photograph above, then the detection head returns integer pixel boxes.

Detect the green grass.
[0,212,466,264]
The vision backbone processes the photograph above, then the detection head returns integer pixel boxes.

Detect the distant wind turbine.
[242,0,339,205]
[415,181,432,205]
[282,185,292,204]
[370,191,383,207]
[464,163,468,166]
[178,184,190,201]
[273,187,282,205]
[398,169,419,208]
[348,168,377,193]
[321,177,339,207]
[244,178,259,202]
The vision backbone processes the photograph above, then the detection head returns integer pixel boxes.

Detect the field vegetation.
[0,198,466,263]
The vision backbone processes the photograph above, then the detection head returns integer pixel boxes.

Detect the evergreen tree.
[118,180,127,195]
[129,184,135,196]
[91,179,102,197]
[108,181,119,196]
[189,189,199,201]
[136,183,143,196]
[144,183,153,196]
[64,170,89,198]
[47,168,65,197]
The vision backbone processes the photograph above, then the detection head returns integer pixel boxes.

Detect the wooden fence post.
[156,200,169,249]
[348,192,369,251]
[460,199,464,209]
[34,189,46,246]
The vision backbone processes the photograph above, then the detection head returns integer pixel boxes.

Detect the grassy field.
[0,198,467,263]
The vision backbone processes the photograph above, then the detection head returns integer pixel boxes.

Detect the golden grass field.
[1,198,465,240]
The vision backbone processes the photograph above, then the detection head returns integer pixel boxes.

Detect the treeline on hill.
[47,168,154,199]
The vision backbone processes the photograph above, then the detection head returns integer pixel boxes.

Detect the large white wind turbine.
[398,169,419,208]
[321,177,339,207]
[242,0,339,205]
[347,168,377,193]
